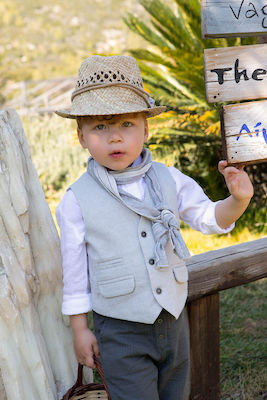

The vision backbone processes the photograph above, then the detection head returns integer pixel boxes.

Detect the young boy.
[55,55,254,400]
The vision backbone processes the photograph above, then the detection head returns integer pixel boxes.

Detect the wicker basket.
[62,357,111,400]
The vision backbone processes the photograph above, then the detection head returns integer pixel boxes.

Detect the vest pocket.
[98,276,135,298]
[172,265,188,283]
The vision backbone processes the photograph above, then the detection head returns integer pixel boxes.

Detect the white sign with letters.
[221,100,267,165]
[204,44,267,103]
[201,0,267,38]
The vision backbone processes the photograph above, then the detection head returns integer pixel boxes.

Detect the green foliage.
[124,0,266,233]
[125,1,256,113]
[22,114,88,202]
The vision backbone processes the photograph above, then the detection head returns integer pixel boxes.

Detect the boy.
[55,55,253,400]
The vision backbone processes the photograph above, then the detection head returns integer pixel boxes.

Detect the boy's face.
[77,113,148,170]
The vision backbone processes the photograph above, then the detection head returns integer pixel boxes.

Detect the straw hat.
[55,55,166,119]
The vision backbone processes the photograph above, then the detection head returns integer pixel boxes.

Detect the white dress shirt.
[56,162,234,315]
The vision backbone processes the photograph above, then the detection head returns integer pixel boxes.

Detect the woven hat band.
[70,85,151,116]
[71,82,152,108]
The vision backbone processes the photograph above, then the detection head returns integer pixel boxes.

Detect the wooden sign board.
[204,43,267,103]
[201,0,267,38]
[220,100,267,165]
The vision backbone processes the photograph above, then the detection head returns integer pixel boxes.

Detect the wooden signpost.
[204,43,267,103]
[221,100,267,164]
[201,3,267,166]
[201,0,267,38]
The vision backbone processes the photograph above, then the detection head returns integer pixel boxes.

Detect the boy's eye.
[123,121,133,127]
[95,124,106,130]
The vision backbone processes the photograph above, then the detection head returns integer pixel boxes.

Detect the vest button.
[156,287,162,294]
[149,258,155,265]
[141,231,147,237]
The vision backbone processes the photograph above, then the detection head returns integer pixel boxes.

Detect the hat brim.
[55,85,166,119]
[55,105,166,119]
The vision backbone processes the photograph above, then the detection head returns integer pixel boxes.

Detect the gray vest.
[71,162,188,324]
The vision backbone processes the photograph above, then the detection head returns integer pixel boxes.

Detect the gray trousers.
[93,308,190,400]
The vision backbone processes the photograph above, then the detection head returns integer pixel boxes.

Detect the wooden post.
[188,293,220,400]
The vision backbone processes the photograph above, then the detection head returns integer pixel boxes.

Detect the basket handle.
[62,356,112,400]
[93,355,112,399]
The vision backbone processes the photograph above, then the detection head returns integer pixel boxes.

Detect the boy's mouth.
[110,151,125,158]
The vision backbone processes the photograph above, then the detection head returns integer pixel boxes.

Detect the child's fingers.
[92,340,100,358]
[79,350,96,368]
[218,160,227,174]
[82,341,100,368]
[218,160,237,175]
[218,160,244,176]
[77,355,92,367]
[84,355,94,368]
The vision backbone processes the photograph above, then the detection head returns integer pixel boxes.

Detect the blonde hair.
[76,112,147,129]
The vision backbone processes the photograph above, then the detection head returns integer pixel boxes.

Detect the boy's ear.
[144,119,149,142]
[77,127,86,148]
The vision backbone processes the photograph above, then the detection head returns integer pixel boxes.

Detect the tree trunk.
[0,109,90,399]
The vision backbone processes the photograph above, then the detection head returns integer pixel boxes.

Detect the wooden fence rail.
[187,237,267,399]
[2,78,76,115]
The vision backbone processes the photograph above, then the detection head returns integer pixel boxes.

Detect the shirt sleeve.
[168,166,234,235]
[56,189,92,315]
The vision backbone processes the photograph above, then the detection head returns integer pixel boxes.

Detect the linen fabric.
[56,158,234,316]
[69,160,189,323]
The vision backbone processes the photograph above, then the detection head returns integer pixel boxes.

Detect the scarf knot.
[152,208,183,268]
[160,208,177,229]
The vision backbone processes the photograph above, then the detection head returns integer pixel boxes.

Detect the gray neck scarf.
[87,148,190,269]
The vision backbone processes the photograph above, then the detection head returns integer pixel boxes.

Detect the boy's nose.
[108,127,123,143]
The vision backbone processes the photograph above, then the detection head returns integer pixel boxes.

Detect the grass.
[220,280,267,400]
[181,226,265,256]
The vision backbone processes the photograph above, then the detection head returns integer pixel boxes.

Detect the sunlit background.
[0,1,266,398]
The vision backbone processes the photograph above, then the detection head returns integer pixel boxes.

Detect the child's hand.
[69,314,99,368]
[73,327,100,368]
[218,160,254,201]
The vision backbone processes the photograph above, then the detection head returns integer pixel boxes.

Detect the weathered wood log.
[204,44,267,103]
[0,109,91,399]
[220,100,267,165]
[201,0,267,38]
[188,293,220,400]
[187,237,267,302]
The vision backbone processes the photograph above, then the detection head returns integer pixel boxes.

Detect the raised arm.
[215,161,254,229]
